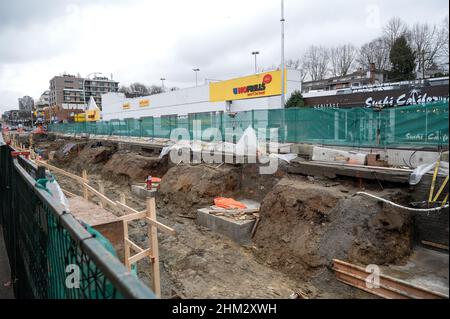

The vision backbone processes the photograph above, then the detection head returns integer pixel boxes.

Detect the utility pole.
[252,51,260,73]
[193,69,200,87]
[280,0,286,108]
[160,78,166,92]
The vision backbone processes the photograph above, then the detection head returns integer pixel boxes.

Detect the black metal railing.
[0,134,155,299]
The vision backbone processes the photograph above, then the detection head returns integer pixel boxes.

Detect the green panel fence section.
[49,101,449,149]
[0,135,155,299]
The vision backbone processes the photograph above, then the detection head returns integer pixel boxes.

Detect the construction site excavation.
[2,122,448,300]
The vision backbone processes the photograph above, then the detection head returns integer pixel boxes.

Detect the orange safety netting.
[214,197,247,210]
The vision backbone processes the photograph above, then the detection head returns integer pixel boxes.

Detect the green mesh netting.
[49,101,449,148]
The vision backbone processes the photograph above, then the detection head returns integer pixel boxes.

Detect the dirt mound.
[158,163,284,217]
[102,152,168,185]
[51,141,117,172]
[253,178,412,280]
[158,164,241,217]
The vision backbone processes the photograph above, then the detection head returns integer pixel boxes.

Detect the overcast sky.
[0,0,448,114]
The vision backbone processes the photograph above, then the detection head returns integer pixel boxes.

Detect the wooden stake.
[82,169,89,200]
[147,196,161,298]
[120,193,126,205]
[98,180,105,208]
[123,220,131,271]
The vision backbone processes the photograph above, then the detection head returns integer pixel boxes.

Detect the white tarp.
[159,126,298,163]
[86,96,100,111]
[409,161,449,185]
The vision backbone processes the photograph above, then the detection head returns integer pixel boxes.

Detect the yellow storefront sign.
[74,113,86,122]
[209,70,286,102]
[139,99,150,107]
[123,102,131,110]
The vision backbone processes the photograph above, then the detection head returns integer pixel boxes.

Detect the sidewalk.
[0,227,14,299]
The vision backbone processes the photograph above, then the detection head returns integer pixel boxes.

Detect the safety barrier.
[49,102,449,149]
[0,134,155,299]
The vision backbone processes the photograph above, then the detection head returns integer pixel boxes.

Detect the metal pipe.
[280,0,286,108]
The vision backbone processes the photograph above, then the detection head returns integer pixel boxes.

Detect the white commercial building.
[101,69,302,121]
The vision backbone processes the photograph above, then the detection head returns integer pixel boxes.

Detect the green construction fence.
[49,101,449,149]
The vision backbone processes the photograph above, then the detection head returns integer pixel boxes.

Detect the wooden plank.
[118,211,147,222]
[147,197,161,298]
[421,240,449,251]
[123,220,131,271]
[61,188,77,198]
[35,160,88,184]
[82,170,89,200]
[145,217,176,236]
[333,259,447,299]
[98,180,105,208]
[83,183,117,208]
[125,238,144,253]
[115,201,176,236]
[128,248,153,265]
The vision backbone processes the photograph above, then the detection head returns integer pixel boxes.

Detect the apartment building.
[48,74,119,122]
[302,64,388,94]
[18,95,34,111]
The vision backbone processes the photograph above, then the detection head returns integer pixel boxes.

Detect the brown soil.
[101,152,168,185]
[44,140,169,186]
[34,136,414,299]
[158,163,284,217]
[253,177,412,282]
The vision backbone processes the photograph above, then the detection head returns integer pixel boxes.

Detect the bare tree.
[330,44,357,76]
[285,59,308,81]
[410,22,445,78]
[440,16,449,60]
[118,83,163,98]
[148,85,163,95]
[357,37,390,71]
[129,82,150,96]
[302,46,330,81]
[383,17,409,49]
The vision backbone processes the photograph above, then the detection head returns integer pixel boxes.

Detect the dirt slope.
[253,178,412,280]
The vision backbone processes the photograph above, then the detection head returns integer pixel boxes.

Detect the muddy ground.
[32,136,416,299]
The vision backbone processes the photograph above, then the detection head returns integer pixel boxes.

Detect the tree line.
[118,83,179,98]
[280,16,449,82]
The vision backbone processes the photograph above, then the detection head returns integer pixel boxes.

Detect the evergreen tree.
[285,91,305,108]
[389,36,416,81]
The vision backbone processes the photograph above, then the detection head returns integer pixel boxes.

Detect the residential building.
[2,109,32,126]
[35,90,50,110]
[48,73,119,122]
[302,64,388,94]
[18,95,34,111]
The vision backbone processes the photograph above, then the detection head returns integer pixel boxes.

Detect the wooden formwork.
[333,259,448,299]
[31,154,175,298]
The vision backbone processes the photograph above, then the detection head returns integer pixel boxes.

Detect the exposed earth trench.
[32,136,416,299]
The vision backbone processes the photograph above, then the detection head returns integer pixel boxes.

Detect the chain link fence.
[0,134,155,299]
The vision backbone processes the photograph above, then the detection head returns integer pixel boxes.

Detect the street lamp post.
[193,68,200,87]
[252,51,260,74]
[280,0,285,108]
[160,78,166,92]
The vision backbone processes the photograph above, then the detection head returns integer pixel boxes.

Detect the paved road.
[0,227,14,299]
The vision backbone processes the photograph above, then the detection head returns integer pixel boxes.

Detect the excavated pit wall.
[34,137,417,283]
